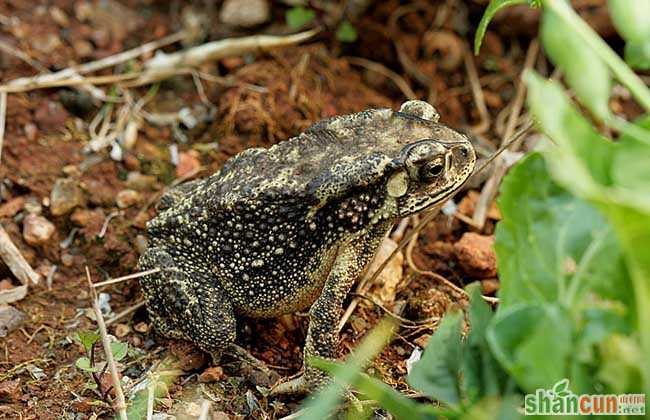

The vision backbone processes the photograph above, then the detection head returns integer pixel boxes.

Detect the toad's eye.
[421,160,444,179]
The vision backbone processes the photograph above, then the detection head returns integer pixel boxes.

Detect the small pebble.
[0,379,22,402]
[60,253,74,267]
[50,178,84,216]
[175,151,201,179]
[0,305,27,337]
[198,366,225,383]
[453,232,497,278]
[0,197,25,218]
[114,323,131,338]
[24,123,38,141]
[22,214,55,246]
[116,189,141,209]
[134,321,149,333]
[126,172,156,191]
[220,0,269,27]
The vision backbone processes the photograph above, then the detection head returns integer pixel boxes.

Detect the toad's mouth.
[397,177,471,215]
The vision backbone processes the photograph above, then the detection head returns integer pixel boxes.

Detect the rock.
[34,100,68,130]
[70,208,101,227]
[134,322,149,333]
[114,323,131,338]
[366,237,403,304]
[212,411,230,420]
[198,366,225,383]
[50,178,84,216]
[50,6,70,27]
[22,214,56,246]
[481,278,499,295]
[73,40,94,59]
[31,33,62,54]
[169,340,208,371]
[220,0,270,28]
[24,123,38,141]
[176,151,201,179]
[0,196,25,218]
[116,189,141,209]
[407,288,453,321]
[126,172,156,191]
[453,233,497,278]
[0,305,27,337]
[0,379,21,403]
[134,235,148,255]
[60,253,74,267]
[23,197,42,215]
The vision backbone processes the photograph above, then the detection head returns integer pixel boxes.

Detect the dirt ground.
[0,0,634,419]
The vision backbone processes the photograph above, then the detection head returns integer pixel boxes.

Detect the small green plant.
[286,7,316,29]
[335,21,358,43]
[304,0,649,417]
[75,330,129,401]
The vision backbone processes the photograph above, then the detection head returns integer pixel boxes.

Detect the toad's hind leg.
[139,247,236,361]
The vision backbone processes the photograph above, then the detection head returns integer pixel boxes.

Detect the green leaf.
[75,356,100,373]
[495,153,629,308]
[463,284,508,403]
[526,69,650,397]
[76,331,100,354]
[541,8,611,120]
[336,21,358,43]
[487,304,572,391]
[407,310,463,406]
[624,40,650,70]
[110,341,128,361]
[285,7,316,29]
[474,0,526,54]
[609,0,650,44]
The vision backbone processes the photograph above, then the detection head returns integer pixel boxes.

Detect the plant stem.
[544,0,650,111]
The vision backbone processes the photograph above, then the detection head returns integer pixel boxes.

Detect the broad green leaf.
[541,9,611,120]
[597,334,644,393]
[336,21,358,43]
[524,72,650,212]
[474,0,526,54]
[459,395,522,420]
[612,115,650,193]
[407,311,463,406]
[526,70,650,396]
[76,331,100,353]
[495,153,628,308]
[75,356,100,373]
[285,7,316,29]
[609,0,650,44]
[487,304,572,391]
[624,40,650,70]
[110,341,128,361]
[462,284,508,403]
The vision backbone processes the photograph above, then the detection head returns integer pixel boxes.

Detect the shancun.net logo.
[524,379,645,416]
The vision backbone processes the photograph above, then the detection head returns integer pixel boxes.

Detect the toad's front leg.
[270,222,391,395]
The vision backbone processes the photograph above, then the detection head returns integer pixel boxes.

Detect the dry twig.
[85,267,128,420]
[347,57,417,100]
[93,268,161,289]
[0,226,41,286]
[464,47,490,135]
[472,40,539,229]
